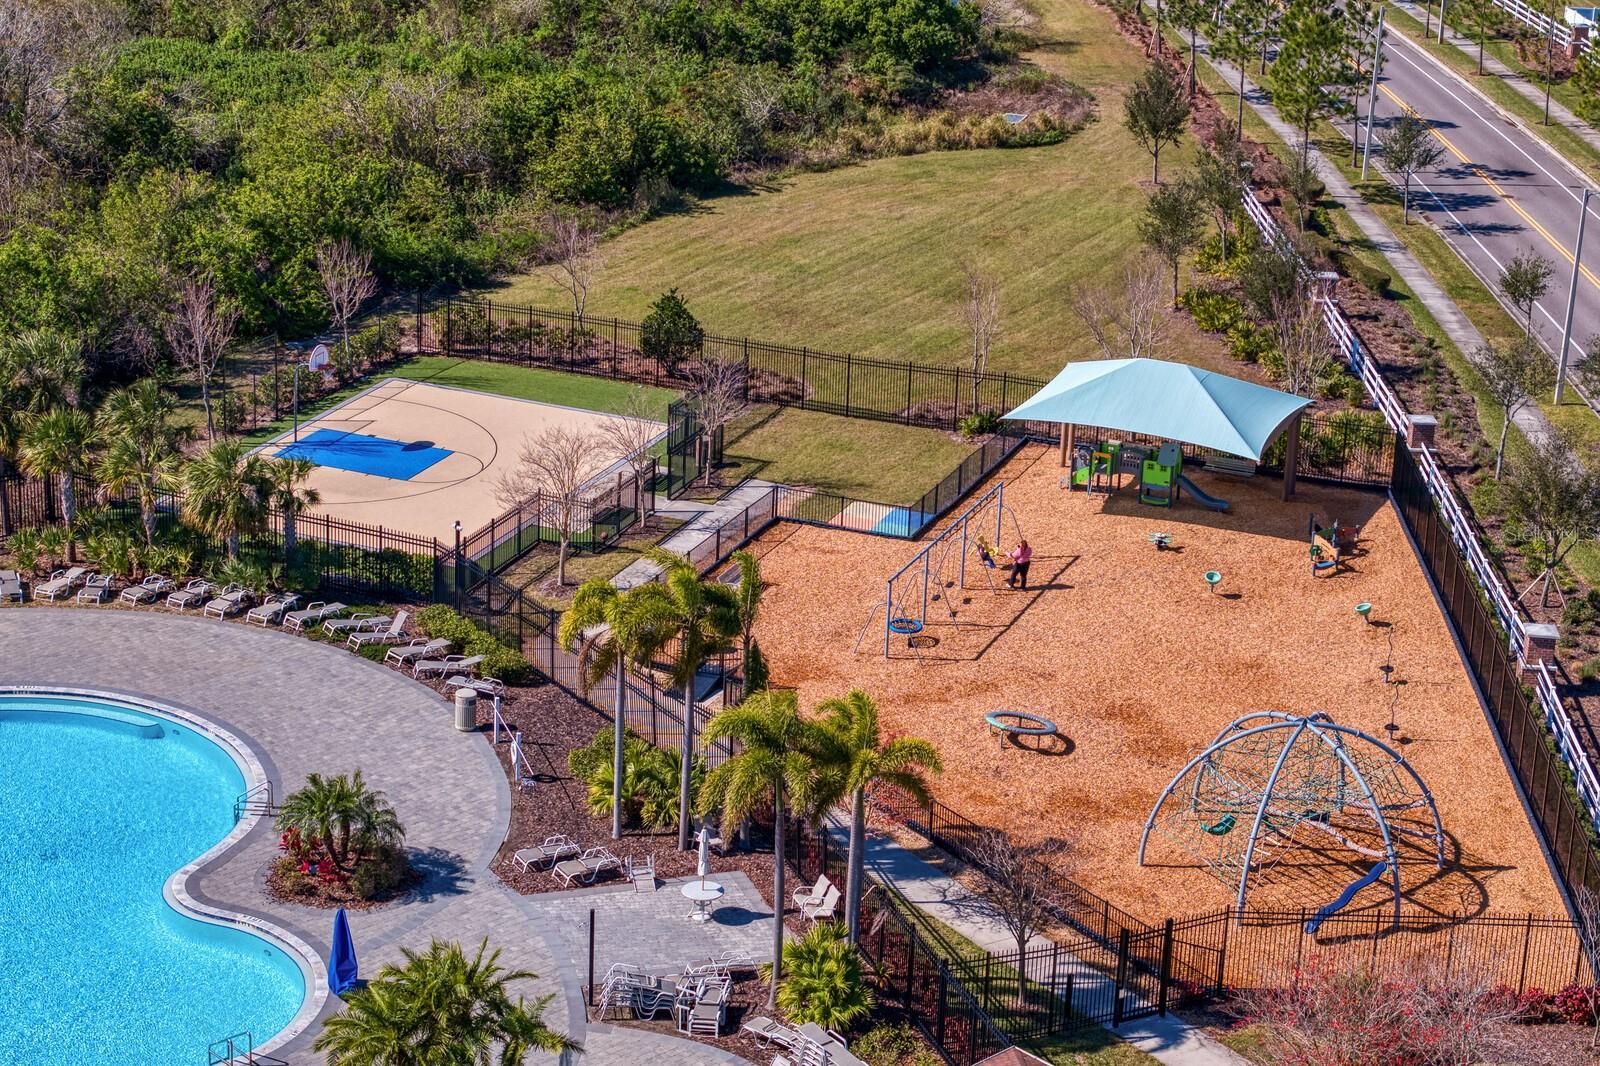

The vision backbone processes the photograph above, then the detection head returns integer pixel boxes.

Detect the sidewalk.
[611,479,780,589]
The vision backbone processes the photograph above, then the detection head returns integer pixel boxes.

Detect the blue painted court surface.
[871,507,931,537]
[278,428,451,480]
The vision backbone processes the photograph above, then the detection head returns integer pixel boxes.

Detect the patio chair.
[75,572,114,604]
[283,601,346,633]
[791,872,833,909]
[119,574,174,605]
[165,579,212,611]
[741,1017,803,1050]
[246,593,301,627]
[685,984,726,1037]
[0,569,22,603]
[203,584,253,618]
[551,846,621,887]
[348,610,410,648]
[801,884,840,924]
[412,653,482,679]
[322,612,390,635]
[625,853,656,893]
[445,675,504,698]
[510,835,579,873]
[384,637,450,666]
[36,567,89,602]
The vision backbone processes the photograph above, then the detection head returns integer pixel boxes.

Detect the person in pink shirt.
[1006,537,1032,589]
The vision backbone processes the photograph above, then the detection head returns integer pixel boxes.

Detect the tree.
[1378,114,1444,224]
[180,438,272,558]
[700,688,828,1007]
[640,288,704,375]
[813,690,942,945]
[1214,0,1271,127]
[1165,0,1207,94]
[1069,258,1171,360]
[972,829,1074,958]
[316,237,379,364]
[1343,0,1382,163]
[164,276,239,443]
[543,212,599,322]
[314,938,576,1066]
[1574,887,1600,1045]
[1272,283,1336,396]
[1239,236,1304,318]
[684,352,746,484]
[0,328,83,537]
[1502,433,1600,608]
[1193,119,1250,260]
[1498,249,1554,337]
[1460,0,1502,74]
[265,456,322,563]
[730,549,763,670]
[1478,336,1554,478]
[276,770,404,876]
[595,387,662,520]
[628,548,741,850]
[959,261,1002,413]
[1282,147,1323,232]
[19,407,94,562]
[1272,0,1358,164]
[1124,60,1191,184]
[1138,178,1206,300]
[493,424,603,585]
[96,378,184,546]
[1574,38,1600,127]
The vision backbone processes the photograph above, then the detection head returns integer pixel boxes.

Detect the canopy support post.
[1060,423,1074,467]
[1281,411,1303,501]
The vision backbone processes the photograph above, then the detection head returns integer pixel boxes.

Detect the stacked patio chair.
[596,965,679,1021]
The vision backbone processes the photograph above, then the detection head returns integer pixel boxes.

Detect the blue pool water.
[0,694,306,1065]
[278,427,451,480]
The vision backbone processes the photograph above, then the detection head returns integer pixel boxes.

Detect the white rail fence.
[1483,0,1578,51]
[1240,187,1600,826]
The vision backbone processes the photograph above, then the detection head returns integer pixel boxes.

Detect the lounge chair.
[36,567,88,602]
[741,1017,802,1050]
[120,574,174,605]
[413,653,482,679]
[801,884,840,924]
[511,835,579,873]
[551,846,621,887]
[0,569,25,603]
[283,601,346,633]
[625,853,655,892]
[347,610,410,648]
[384,638,450,665]
[322,612,391,635]
[165,579,212,611]
[445,675,504,698]
[75,572,113,604]
[246,593,300,627]
[203,584,253,617]
[685,984,725,1037]
[792,872,833,909]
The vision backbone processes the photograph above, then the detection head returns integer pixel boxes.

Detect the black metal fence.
[0,473,58,535]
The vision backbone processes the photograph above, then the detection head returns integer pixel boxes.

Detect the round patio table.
[681,880,725,923]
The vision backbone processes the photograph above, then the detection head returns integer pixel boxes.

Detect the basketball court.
[256,378,662,542]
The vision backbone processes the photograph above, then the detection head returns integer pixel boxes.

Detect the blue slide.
[1303,862,1389,935]
[1177,474,1230,512]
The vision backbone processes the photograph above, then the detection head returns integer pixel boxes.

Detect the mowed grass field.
[484,0,1234,380]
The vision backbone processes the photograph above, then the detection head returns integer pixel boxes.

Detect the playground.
[748,442,1566,921]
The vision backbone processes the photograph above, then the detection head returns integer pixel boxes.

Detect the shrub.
[7,528,43,574]
[1551,983,1599,1025]
[1226,322,1274,364]
[744,639,769,693]
[640,288,703,374]
[350,842,411,901]
[957,410,1001,438]
[1178,288,1246,334]
[1192,236,1253,278]
[414,604,531,681]
[768,921,873,1029]
[571,726,701,829]
[853,1022,942,1066]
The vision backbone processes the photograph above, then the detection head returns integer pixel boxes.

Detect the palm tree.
[731,548,763,664]
[814,690,942,945]
[275,770,403,876]
[96,379,184,546]
[181,438,271,558]
[314,938,577,1066]
[559,577,649,841]
[0,330,83,537]
[627,547,741,850]
[265,456,322,562]
[700,689,829,1008]
[19,408,95,562]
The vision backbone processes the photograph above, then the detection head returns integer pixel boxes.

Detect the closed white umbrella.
[696,825,711,884]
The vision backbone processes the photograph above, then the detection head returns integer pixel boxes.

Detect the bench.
[1204,455,1257,478]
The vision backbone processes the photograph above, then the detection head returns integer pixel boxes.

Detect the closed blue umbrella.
[329,907,358,995]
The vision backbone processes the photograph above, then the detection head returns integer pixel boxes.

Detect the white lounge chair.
[75,573,113,604]
[203,584,253,617]
[801,884,840,924]
[348,610,410,648]
[625,853,656,892]
[1,569,25,602]
[120,574,174,605]
[741,1017,802,1050]
[284,601,346,633]
[792,872,833,909]
[36,567,88,602]
[511,835,579,873]
[246,593,300,626]
[685,983,726,1037]
[445,675,504,698]
[552,846,621,887]
[385,638,451,665]
[413,653,482,679]
[165,579,212,611]
[322,612,390,635]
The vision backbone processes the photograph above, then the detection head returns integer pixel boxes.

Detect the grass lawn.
[715,406,982,503]
[498,518,683,610]
[474,0,1236,381]
[238,356,681,447]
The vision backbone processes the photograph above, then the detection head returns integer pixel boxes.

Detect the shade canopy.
[1003,359,1312,461]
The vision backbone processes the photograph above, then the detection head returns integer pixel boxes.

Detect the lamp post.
[453,519,464,610]
[1361,7,1386,182]
[1555,187,1593,403]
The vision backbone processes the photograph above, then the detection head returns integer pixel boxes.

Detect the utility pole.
[1362,7,1386,182]
[1555,187,1593,403]
[1438,0,1448,43]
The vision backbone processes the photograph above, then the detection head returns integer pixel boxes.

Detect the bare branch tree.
[1477,335,1555,479]
[685,353,747,486]
[960,261,1002,414]
[1270,284,1335,398]
[163,276,239,443]
[493,425,603,586]
[543,212,599,323]
[315,237,378,356]
[595,387,663,521]
[971,829,1075,958]
[1575,887,1600,1046]
[1069,257,1171,361]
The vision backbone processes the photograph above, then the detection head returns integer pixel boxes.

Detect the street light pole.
[1555,187,1593,404]
[1361,7,1386,182]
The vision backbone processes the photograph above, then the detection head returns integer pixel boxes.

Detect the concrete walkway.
[612,479,780,589]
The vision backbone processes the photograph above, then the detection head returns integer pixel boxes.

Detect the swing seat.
[887,617,924,635]
[1199,814,1236,836]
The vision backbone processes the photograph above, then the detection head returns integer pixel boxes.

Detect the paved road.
[1365,19,1600,377]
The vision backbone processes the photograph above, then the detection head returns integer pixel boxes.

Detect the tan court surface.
[260,379,660,542]
[749,444,1565,923]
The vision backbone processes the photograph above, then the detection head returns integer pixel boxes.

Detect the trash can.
[454,688,477,732]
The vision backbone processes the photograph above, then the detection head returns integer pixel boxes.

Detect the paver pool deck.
[0,609,754,1064]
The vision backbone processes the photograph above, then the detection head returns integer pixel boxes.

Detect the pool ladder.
[232,781,275,823]
[208,1030,255,1064]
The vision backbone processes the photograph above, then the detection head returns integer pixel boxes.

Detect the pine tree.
[1271,0,1359,165]
[1214,0,1271,128]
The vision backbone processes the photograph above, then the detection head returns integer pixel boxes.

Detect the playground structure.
[854,482,1024,657]
[1310,513,1357,576]
[1067,439,1230,512]
[1138,711,1446,926]
[984,709,1060,751]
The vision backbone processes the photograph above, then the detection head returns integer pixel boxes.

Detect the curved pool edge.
[0,685,329,1057]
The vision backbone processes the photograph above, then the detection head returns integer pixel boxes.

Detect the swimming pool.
[0,692,310,1065]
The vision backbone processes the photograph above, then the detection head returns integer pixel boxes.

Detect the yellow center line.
[1377,83,1600,292]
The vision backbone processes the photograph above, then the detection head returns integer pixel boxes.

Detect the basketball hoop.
[291,344,334,443]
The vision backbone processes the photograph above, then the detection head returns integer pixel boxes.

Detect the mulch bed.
[595,970,776,1062]
[263,855,421,912]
